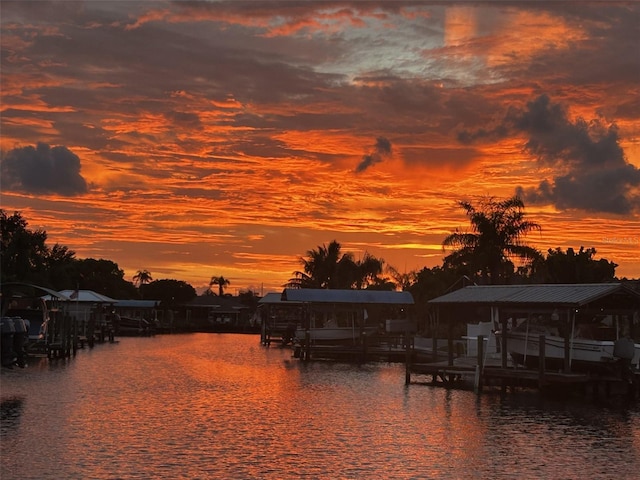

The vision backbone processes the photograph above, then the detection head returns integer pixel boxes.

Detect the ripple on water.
[2,334,640,479]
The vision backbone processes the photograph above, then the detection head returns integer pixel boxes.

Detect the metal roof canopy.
[114,300,159,308]
[281,288,414,305]
[428,283,640,308]
[258,292,301,305]
[2,282,72,301]
[56,290,117,303]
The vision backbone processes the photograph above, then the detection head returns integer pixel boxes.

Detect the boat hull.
[295,326,378,343]
[497,331,640,371]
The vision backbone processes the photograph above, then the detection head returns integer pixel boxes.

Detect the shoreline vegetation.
[0,198,633,322]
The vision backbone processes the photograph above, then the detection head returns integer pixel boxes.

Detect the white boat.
[496,318,640,371]
[294,310,379,343]
[295,325,379,342]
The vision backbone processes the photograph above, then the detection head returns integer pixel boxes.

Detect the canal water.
[1,333,639,479]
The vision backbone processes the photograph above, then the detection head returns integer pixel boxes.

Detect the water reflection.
[1,333,639,479]
[0,396,24,435]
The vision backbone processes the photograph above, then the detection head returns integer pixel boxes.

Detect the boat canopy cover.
[115,300,159,308]
[428,283,638,307]
[258,292,299,305]
[53,289,117,303]
[281,288,414,305]
[2,282,72,301]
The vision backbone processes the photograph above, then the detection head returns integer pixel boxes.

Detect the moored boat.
[281,288,415,346]
[113,315,153,336]
[496,317,640,372]
[295,324,379,343]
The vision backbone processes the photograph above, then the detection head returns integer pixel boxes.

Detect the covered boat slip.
[427,283,640,374]
[259,288,415,348]
[258,292,303,345]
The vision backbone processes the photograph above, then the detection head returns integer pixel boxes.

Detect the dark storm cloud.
[1,143,88,196]
[356,136,392,173]
[165,111,202,129]
[460,95,640,214]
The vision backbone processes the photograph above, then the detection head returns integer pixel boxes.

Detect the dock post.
[304,329,311,361]
[432,336,438,363]
[538,335,546,390]
[405,330,411,385]
[475,335,484,394]
[264,322,271,346]
[361,331,367,363]
[87,317,95,348]
[72,316,78,356]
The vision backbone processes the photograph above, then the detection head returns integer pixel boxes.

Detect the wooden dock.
[407,355,640,403]
[293,342,412,363]
[281,331,640,403]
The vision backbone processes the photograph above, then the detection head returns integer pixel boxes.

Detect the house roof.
[427,283,639,307]
[281,288,414,305]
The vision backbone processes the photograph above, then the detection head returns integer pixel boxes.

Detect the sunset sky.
[1,1,639,294]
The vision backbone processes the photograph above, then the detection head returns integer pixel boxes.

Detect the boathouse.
[113,299,159,323]
[53,289,118,345]
[182,295,253,332]
[259,289,416,346]
[428,283,640,372]
[54,289,116,317]
[258,292,303,345]
[263,288,415,361]
[281,288,415,332]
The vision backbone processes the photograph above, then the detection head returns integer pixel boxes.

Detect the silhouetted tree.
[354,252,384,289]
[134,270,154,299]
[287,240,389,289]
[238,289,260,311]
[542,247,617,283]
[288,240,350,288]
[75,258,139,299]
[442,196,542,284]
[144,279,197,306]
[45,244,77,288]
[387,266,417,291]
[1,210,49,284]
[210,276,231,296]
[1,210,80,289]
[408,265,466,334]
[133,270,153,287]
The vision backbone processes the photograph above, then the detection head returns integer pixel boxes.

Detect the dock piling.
[405,331,412,385]
[474,335,484,393]
[538,335,546,389]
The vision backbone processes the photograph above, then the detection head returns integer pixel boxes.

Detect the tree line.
[0,210,196,305]
[286,196,620,295]
[0,197,625,307]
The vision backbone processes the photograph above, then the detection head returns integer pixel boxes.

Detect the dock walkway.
[408,357,640,402]
[284,333,640,403]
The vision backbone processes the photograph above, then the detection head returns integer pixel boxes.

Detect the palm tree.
[386,266,417,291]
[210,275,231,296]
[353,252,384,289]
[442,196,541,284]
[133,269,153,287]
[288,240,355,288]
[287,241,388,289]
